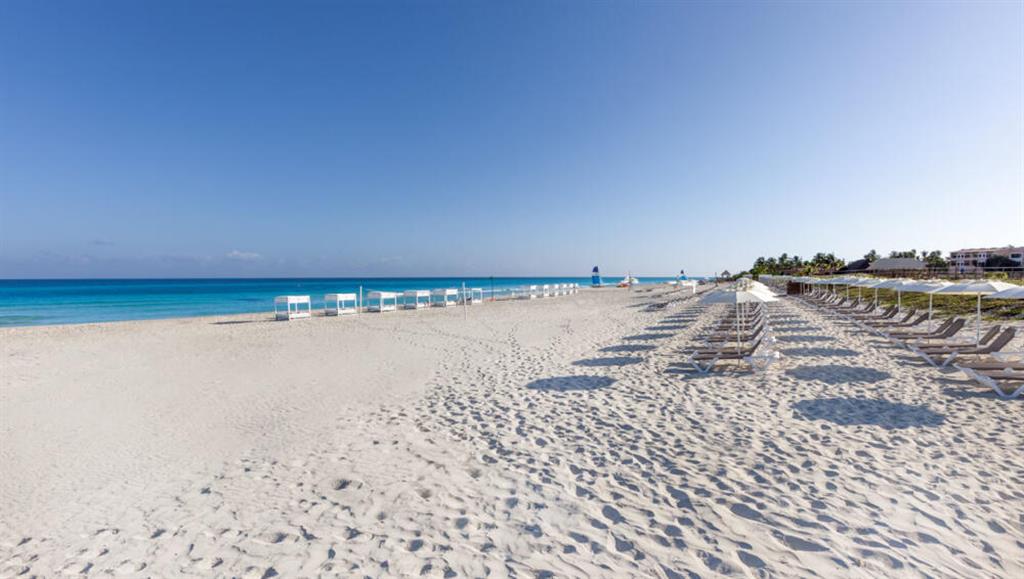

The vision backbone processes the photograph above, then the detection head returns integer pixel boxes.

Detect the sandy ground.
[1,287,1022,578]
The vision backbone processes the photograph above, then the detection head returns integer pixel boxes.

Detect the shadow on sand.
[526,376,616,392]
[600,344,656,353]
[623,333,674,341]
[573,356,643,367]
[791,398,945,429]
[785,364,890,385]
[776,335,834,343]
[771,325,816,333]
[211,320,258,325]
[779,347,860,358]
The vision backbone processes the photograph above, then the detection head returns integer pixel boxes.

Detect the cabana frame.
[367,291,398,312]
[324,293,357,316]
[403,290,430,309]
[275,295,312,320]
[431,288,459,307]
[461,287,484,305]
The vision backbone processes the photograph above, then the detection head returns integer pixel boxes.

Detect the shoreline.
[0,280,694,329]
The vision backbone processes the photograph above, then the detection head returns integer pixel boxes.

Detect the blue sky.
[1,0,1021,278]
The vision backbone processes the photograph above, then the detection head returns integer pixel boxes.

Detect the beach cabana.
[403,289,430,309]
[431,288,459,307]
[367,291,398,312]
[324,293,357,316]
[541,284,552,297]
[274,295,312,321]
[461,287,484,305]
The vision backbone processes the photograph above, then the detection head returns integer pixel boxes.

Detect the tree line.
[749,248,1016,277]
[749,252,844,276]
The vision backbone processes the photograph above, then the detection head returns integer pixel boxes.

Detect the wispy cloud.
[225,250,262,261]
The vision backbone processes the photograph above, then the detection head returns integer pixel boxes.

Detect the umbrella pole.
[874,288,878,309]
[897,291,901,314]
[928,294,933,332]
[976,294,981,345]
[736,303,742,355]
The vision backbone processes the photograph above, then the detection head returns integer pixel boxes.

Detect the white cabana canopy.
[431,288,459,307]
[274,295,312,320]
[403,289,430,309]
[367,291,398,312]
[324,293,357,316]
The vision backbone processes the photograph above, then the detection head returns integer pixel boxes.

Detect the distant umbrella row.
[272,284,580,320]
[761,274,1022,344]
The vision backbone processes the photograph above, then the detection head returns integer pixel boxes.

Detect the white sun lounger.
[953,366,1024,400]
[519,285,538,300]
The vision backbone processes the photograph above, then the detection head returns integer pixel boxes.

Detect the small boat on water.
[617,274,639,287]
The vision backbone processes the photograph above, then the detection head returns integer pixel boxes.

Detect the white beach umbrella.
[897,280,952,331]
[747,280,776,298]
[984,285,1024,300]
[849,278,880,286]
[701,288,778,352]
[933,280,1017,344]
[847,277,879,302]
[833,276,865,299]
[871,278,912,312]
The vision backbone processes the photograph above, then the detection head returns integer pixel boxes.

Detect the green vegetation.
[752,248,954,276]
[840,287,1024,321]
[750,252,844,276]
[887,249,947,268]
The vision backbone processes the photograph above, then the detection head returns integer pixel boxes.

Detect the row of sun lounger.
[680,303,786,374]
[518,284,579,299]
[799,288,1023,399]
[274,283,581,320]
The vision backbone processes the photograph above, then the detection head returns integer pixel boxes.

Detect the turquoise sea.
[0,277,686,327]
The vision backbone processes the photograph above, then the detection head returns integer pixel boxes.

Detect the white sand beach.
[1,288,1022,578]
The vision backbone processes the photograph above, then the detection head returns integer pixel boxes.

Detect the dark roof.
[867,258,926,271]
[839,259,870,272]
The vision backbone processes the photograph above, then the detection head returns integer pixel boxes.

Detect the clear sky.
[1,0,1021,278]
